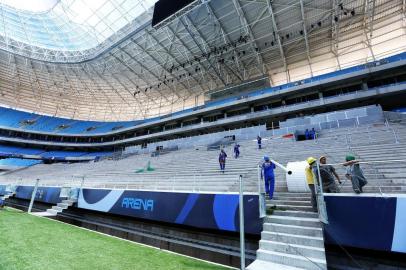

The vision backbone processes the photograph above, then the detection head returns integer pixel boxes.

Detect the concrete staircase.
[248,193,327,270]
[32,199,76,217]
[47,199,76,216]
[0,192,13,200]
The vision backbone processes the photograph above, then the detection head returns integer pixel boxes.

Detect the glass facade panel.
[0,0,158,54]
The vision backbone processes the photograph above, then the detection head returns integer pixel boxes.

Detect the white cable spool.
[286,161,310,192]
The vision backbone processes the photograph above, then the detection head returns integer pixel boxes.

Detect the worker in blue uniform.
[261,156,276,199]
[305,129,310,140]
[311,127,316,139]
[257,135,262,149]
[218,149,227,173]
[233,143,240,158]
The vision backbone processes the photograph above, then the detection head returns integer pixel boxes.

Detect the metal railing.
[0,167,258,194]
[314,124,401,147]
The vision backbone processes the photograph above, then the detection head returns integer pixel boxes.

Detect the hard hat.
[263,156,270,161]
[307,157,317,165]
[345,154,355,161]
[319,156,326,161]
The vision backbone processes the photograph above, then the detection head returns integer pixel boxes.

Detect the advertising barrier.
[324,194,406,253]
[15,185,62,204]
[78,188,262,235]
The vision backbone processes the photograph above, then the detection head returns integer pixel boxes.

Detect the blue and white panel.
[78,188,263,235]
[392,197,406,253]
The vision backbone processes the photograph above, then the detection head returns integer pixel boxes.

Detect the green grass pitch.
[0,208,230,270]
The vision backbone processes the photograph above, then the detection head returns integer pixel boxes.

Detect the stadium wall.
[124,125,266,154]
[324,194,406,254]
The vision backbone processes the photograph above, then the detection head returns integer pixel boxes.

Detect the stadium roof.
[0,0,403,121]
[0,0,157,55]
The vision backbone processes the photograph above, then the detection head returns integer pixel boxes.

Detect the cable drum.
[286,161,310,192]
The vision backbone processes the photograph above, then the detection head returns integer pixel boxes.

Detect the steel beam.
[267,1,290,82]
[231,0,267,76]
[299,0,313,76]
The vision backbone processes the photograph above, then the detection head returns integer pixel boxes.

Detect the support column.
[319,92,324,105]
[362,82,368,91]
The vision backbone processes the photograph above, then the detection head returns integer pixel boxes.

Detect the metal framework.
[0,0,403,120]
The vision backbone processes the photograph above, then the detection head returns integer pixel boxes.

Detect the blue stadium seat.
[0,158,42,167]
[0,145,44,155]
[40,151,88,158]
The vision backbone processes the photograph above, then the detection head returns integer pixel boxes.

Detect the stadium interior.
[0,0,405,269]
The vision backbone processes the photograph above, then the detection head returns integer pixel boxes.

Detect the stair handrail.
[238,174,246,270]
[257,164,266,218]
[314,161,329,224]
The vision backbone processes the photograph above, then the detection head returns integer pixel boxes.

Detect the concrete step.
[272,210,319,219]
[272,196,312,201]
[274,193,310,197]
[378,173,406,178]
[260,240,326,260]
[261,231,324,248]
[1,194,12,200]
[57,203,69,209]
[61,199,75,206]
[392,179,406,185]
[269,200,312,207]
[256,249,327,270]
[247,259,304,270]
[265,216,321,228]
[374,164,406,169]
[263,223,323,238]
[267,204,314,212]
[31,211,57,217]
[378,168,406,173]
[51,206,64,212]
[46,209,59,216]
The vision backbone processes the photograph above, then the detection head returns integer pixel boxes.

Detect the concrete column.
[362,82,368,91]
[224,112,227,118]
[318,92,324,105]
[251,107,254,113]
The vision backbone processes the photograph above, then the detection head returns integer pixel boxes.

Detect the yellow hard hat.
[307,157,317,165]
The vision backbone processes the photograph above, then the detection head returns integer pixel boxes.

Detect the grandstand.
[2,115,406,194]
[0,0,405,269]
